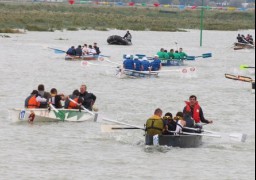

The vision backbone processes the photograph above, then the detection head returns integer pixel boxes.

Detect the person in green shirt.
[163,50,170,60]
[173,50,181,60]
[168,49,175,60]
[157,48,165,59]
[179,48,188,60]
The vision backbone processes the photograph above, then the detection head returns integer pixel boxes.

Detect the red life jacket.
[185,101,201,123]
[68,97,79,109]
[27,96,40,109]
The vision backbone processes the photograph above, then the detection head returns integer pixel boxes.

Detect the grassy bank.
[0,3,255,33]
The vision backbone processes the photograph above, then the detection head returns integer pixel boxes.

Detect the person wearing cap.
[123,54,134,70]
[66,46,76,56]
[150,55,162,71]
[141,57,151,71]
[79,84,96,111]
[75,45,83,57]
[183,95,213,127]
[133,56,142,71]
[38,84,51,108]
[24,90,47,109]
[93,43,101,55]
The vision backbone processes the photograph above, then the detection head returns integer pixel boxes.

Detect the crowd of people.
[237,34,254,45]
[25,84,97,113]
[157,47,188,60]
[66,43,101,57]
[123,55,162,72]
[145,95,213,136]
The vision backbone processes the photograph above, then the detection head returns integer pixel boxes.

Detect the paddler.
[64,90,83,109]
[157,48,165,59]
[150,55,162,71]
[141,57,151,71]
[123,54,134,70]
[49,88,65,109]
[145,108,164,136]
[24,90,47,109]
[133,56,142,71]
[183,95,213,128]
[179,48,188,60]
[79,84,96,111]
[38,84,51,108]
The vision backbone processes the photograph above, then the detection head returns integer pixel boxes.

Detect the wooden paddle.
[49,104,65,121]
[225,74,253,83]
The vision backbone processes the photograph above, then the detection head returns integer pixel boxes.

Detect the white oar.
[98,57,121,66]
[182,127,247,142]
[49,104,65,121]
[102,118,145,130]
[68,98,98,122]
[168,131,221,138]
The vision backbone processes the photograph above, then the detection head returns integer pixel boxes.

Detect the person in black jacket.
[93,43,101,55]
[79,84,96,111]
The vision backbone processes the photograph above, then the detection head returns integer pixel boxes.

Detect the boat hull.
[107,35,132,45]
[145,134,203,148]
[65,55,99,61]
[117,69,159,78]
[11,108,96,123]
[234,42,254,50]
[161,59,184,66]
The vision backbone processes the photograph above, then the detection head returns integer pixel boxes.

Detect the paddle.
[49,104,65,121]
[68,98,98,122]
[48,47,66,54]
[239,64,255,70]
[186,53,212,61]
[182,127,247,142]
[102,118,145,130]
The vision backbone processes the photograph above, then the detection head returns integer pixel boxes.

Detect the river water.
[0,29,255,180]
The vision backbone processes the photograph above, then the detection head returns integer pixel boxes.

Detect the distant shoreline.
[0,3,255,33]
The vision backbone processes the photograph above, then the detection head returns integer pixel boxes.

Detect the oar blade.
[202,53,212,58]
[229,133,247,142]
[186,56,195,61]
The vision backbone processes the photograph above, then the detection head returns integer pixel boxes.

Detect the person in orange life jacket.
[133,56,142,71]
[38,84,51,108]
[25,90,47,109]
[183,95,213,128]
[50,88,65,109]
[64,89,83,109]
[79,85,96,111]
[123,54,134,70]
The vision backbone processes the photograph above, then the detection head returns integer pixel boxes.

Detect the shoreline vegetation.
[0,3,255,33]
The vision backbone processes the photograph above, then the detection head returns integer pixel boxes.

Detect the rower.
[79,84,96,111]
[133,56,142,71]
[123,54,134,70]
[150,55,162,71]
[141,57,151,71]
[145,108,164,136]
[183,95,213,128]
[38,84,51,108]
[162,112,177,135]
[179,48,188,60]
[25,90,47,109]
[174,112,186,133]
[65,89,83,109]
[50,88,64,109]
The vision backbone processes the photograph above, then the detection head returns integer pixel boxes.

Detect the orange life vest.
[27,96,40,109]
[68,97,79,109]
[185,101,201,123]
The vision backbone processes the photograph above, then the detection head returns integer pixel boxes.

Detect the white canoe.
[11,108,97,123]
